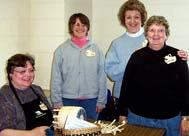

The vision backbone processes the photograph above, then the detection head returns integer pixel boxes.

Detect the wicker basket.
[62,126,101,136]
[53,106,102,136]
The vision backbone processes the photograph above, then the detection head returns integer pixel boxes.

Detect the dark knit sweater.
[0,84,52,131]
[119,44,189,119]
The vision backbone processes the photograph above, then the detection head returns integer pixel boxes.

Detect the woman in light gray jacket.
[50,13,107,120]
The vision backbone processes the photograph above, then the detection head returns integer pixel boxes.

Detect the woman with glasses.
[105,0,188,121]
[118,15,189,136]
[0,54,53,136]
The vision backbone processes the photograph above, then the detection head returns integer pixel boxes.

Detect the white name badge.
[85,50,96,57]
[164,54,176,64]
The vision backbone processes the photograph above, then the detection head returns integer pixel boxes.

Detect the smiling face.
[144,16,170,51]
[124,10,142,33]
[146,24,167,51]
[72,18,88,38]
[10,61,35,90]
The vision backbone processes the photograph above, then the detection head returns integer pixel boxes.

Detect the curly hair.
[144,15,170,37]
[118,0,147,28]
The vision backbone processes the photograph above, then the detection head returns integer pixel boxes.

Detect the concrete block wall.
[0,0,188,92]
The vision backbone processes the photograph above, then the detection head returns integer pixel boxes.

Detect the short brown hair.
[6,54,35,81]
[68,13,90,35]
[144,15,170,37]
[118,0,147,28]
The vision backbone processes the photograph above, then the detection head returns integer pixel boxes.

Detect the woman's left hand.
[180,119,189,136]
[177,50,188,61]
[96,105,104,113]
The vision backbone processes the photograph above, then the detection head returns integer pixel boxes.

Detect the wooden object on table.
[55,123,165,136]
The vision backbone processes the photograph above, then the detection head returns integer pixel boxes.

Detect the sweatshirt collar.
[126,27,144,37]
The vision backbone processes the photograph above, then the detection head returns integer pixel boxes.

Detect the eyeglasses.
[14,69,35,75]
[148,28,166,34]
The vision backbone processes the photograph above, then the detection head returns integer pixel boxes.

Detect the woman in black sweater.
[118,15,189,136]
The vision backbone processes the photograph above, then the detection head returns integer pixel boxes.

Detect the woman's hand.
[180,119,189,136]
[177,50,188,61]
[96,105,104,113]
[119,115,127,123]
[0,126,49,136]
[53,103,63,109]
[30,126,48,136]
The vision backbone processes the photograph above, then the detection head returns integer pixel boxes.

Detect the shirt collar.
[126,27,144,37]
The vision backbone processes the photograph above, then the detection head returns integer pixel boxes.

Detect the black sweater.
[119,45,189,119]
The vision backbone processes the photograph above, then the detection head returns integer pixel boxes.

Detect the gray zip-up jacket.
[50,39,107,107]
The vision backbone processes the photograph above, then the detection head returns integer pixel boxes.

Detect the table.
[114,123,165,136]
[55,123,165,136]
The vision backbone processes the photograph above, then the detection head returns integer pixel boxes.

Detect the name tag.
[85,50,96,57]
[164,54,176,64]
